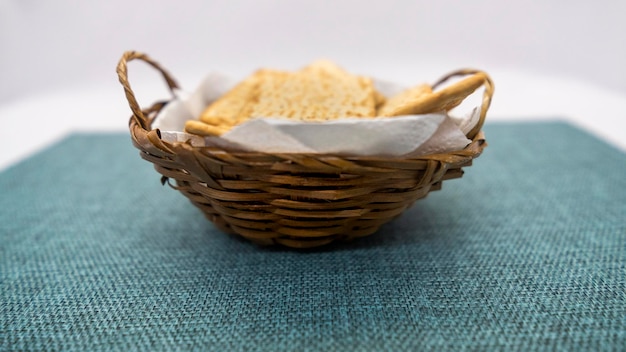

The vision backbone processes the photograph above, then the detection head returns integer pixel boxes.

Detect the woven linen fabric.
[1,121,625,351]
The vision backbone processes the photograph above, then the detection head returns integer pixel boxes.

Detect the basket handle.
[432,69,494,140]
[116,51,180,130]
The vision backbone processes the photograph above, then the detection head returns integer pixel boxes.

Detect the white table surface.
[1,68,625,172]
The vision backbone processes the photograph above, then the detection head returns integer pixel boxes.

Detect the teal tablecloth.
[1,122,625,351]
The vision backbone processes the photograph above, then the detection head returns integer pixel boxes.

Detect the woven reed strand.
[119,51,491,248]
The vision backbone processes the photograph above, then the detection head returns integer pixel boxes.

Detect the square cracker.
[247,60,377,121]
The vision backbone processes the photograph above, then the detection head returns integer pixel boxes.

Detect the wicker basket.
[117,51,493,248]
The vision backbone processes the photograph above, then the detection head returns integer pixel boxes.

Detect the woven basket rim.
[129,107,487,165]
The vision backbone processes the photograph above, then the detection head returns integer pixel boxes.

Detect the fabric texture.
[1,121,625,351]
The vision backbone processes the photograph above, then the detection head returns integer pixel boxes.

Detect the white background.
[1,0,625,170]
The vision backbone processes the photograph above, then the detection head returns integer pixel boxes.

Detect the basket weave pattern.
[118,52,492,248]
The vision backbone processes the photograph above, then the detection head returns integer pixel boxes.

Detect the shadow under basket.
[117,51,493,249]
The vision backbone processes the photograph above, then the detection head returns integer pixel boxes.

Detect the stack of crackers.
[185,61,487,137]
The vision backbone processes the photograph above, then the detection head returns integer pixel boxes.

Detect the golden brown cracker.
[184,120,230,137]
[199,69,280,126]
[380,73,486,116]
[246,62,377,121]
[377,84,431,116]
